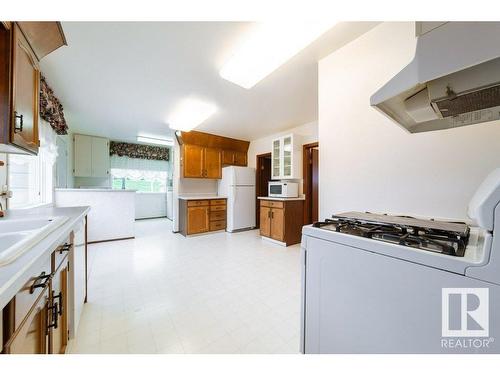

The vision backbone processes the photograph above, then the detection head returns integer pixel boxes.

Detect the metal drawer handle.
[58,243,71,254]
[30,272,51,294]
[53,291,63,316]
[14,111,23,133]
[47,302,59,329]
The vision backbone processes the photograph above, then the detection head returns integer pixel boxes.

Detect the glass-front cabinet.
[271,134,300,179]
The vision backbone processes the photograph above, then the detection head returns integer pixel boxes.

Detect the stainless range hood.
[370,22,500,133]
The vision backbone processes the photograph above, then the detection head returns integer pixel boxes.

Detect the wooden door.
[233,151,247,166]
[204,147,221,179]
[91,137,109,177]
[255,154,271,228]
[187,206,209,234]
[74,134,92,177]
[312,148,319,223]
[222,149,234,165]
[11,24,40,154]
[270,208,285,241]
[4,289,49,354]
[183,144,204,178]
[260,206,271,237]
[50,263,68,354]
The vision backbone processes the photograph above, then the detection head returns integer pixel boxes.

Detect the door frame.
[302,142,319,224]
[255,152,272,228]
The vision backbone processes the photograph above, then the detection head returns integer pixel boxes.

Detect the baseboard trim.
[261,236,287,247]
[88,236,135,244]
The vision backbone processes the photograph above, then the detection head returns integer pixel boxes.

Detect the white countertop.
[257,196,305,201]
[0,206,90,310]
[178,195,227,200]
[56,188,136,193]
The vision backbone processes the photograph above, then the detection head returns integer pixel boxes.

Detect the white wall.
[247,121,318,195]
[318,22,500,222]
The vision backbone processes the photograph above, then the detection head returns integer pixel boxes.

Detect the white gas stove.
[301,169,500,353]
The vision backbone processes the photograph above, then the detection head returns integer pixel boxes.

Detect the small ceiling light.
[220,22,337,89]
[168,98,217,131]
[136,135,174,146]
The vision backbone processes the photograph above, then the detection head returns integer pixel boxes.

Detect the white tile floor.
[68,218,302,354]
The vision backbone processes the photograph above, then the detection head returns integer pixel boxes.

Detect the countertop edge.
[178,196,227,200]
[0,206,90,310]
[257,196,305,201]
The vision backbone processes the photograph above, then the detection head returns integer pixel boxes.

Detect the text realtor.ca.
[441,288,495,350]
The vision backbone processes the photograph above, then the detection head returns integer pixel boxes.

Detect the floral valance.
[109,141,170,161]
[40,75,68,135]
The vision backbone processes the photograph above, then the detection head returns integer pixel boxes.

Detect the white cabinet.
[73,134,109,177]
[271,134,301,180]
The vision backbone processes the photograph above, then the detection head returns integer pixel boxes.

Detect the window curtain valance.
[39,74,68,135]
[110,155,169,180]
[109,141,170,161]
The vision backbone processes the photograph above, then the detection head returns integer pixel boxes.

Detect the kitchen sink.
[0,216,69,266]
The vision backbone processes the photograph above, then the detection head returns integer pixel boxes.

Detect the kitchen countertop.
[0,206,90,310]
[55,188,136,193]
[257,196,305,201]
[178,195,227,200]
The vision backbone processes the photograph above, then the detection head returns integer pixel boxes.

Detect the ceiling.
[40,22,379,143]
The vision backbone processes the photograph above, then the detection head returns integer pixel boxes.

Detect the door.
[222,149,234,165]
[204,148,221,179]
[56,136,68,188]
[183,144,204,178]
[230,185,256,230]
[312,148,319,223]
[255,154,271,228]
[282,135,293,178]
[271,139,281,179]
[50,262,68,354]
[4,289,49,354]
[260,206,271,237]
[74,134,92,177]
[91,137,109,177]
[270,208,284,241]
[11,24,40,154]
[187,206,209,234]
[233,151,247,166]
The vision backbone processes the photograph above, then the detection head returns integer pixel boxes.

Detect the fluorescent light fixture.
[168,98,216,131]
[220,22,337,89]
[136,135,174,146]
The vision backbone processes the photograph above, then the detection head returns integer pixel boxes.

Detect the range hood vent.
[371,22,500,133]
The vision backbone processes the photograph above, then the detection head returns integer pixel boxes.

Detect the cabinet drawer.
[210,199,226,206]
[210,220,226,231]
[210,211,226,221]
[269,201,284,209]
[210,205,226,212]
[187,200,210,207]
[14,257,51,330]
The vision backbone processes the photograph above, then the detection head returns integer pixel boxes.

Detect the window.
[110,155,169,193]
[8,121,56,209]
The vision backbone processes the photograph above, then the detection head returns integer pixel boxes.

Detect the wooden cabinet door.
[74,134,92,177]
[260,206,271,238]
[222,150,234,165]
[50,261,68,354]
[183,144,204,178]
[233,151,247,166]
[187,206,209,234]
[11,24,40,154]
[270,208,285,241]
[204,147,221,179]
[91,137,109,177]
[5,289,49,354]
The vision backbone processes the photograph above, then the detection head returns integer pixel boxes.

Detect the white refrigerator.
[218,166,256,232]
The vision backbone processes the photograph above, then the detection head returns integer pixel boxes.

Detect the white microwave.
[268,181,299,198]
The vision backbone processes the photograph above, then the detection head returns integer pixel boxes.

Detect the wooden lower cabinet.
[50,257,69,354]
[4,288,49,354]
[179,198,227,236]
[259,199,304,246]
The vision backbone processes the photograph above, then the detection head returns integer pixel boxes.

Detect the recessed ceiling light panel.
[168,98,217,131]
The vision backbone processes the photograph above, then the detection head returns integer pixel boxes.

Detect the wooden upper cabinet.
[183,144,205,178]
[204,148,221,179]
[233,150,247,166]
[222,149,234,165]
[16,22,66,60]
[11,24,40,153]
